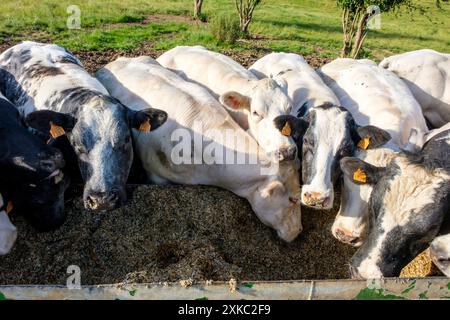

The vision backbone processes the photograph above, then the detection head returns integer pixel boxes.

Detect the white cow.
[249,52,340,116]
[157,46,297,162]
[380,49,450,128]
[96,56,302,242]
[431,233,450,278]
[0,194,17,255]
[317,58,429,246]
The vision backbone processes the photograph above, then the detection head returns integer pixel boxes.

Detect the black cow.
[0,93,69,233]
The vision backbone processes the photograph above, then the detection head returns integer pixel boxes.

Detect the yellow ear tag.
[49,122,66,139]
[6,201,13,215]
[353,167,367,184]
[138,118,151,133]
[281,121,291,137]
[357,136,371,150]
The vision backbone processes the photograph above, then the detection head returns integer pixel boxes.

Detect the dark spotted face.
[300,104,358,209]
[26,99,168,212]
[301,104,391,210]
[342,130,450,278]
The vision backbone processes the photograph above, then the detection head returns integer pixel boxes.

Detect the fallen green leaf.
[129,289,137,297]
[196,296,208,300]
[242,283,254,288]
[0,292,6,300]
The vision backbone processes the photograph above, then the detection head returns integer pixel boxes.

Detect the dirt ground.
[0,185,358,285]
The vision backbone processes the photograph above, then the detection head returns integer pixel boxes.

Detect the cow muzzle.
[274,145,297,162]
[85,190,124,211]
[301,190,332,210]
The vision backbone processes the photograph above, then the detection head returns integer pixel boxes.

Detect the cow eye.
[252,111,261,118]
[75,144,87,154]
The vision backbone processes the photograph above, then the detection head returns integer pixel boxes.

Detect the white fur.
[380,49,450,128]
[0,195,17,255]
[96,56,303,242]
[157,46,296,161]
[249,52,340,113]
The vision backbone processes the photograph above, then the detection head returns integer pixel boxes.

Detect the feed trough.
[0,185,448,300]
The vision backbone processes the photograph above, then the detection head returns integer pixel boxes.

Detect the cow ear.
[271,73,289,93]
[273,115,309,144]
[128,107,168,133]
[25,110,76,138]
[356,125,391,150]
[340,157,384,185]
[260,181,285,198]
[219,91,251,111]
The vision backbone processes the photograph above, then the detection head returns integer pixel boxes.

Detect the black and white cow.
[341,129,450,278]
[303,58,428,218]
[0,41,168,211]
[0,92,69,232]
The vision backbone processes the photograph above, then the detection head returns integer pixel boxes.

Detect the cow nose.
[85,191,120,211]
[302,191,332,209]
[334,228,362,247]
[275,145,297,161]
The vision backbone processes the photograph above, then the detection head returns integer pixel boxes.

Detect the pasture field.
[0,0,448,64]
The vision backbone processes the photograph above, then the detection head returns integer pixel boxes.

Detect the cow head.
[248,164,302,242]
[341,131,450,278]
[332,147,397,247]
[219,78,297,162]
[0,97,69,231]
[25,98,167,211]
[430,233,450,278]
[301,104,390,210]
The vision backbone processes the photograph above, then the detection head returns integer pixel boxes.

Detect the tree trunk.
[235,0,260,34]
[351,12,369,58]
[194,0,203,19]
[341,8,361,58]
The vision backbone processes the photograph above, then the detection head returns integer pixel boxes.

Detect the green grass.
[0,0,449,60]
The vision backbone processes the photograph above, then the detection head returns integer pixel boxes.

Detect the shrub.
[209,13,241,44]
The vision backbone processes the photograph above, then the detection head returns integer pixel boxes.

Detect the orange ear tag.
[6,201,13,215]
[138,118,151,133]
[353,167,367,184]
[49,122,66,139]
[357,136,371,150]
[281,121,292,137]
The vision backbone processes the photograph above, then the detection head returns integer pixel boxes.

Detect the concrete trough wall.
[1,278,449,300]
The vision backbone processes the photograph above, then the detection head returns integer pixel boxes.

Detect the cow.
[309,59,428,245]
[430,232,450,278]
[0,193,17,255]
[157,46,297,162]
[0,41,168,211]
[341,128,450,279]
[249,52,340,117]
[379,49,450,128]
[0,91,69,232]
[96,56,302,242]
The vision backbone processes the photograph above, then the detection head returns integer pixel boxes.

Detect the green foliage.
[209,13,241,44]
[336,0,415,12]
